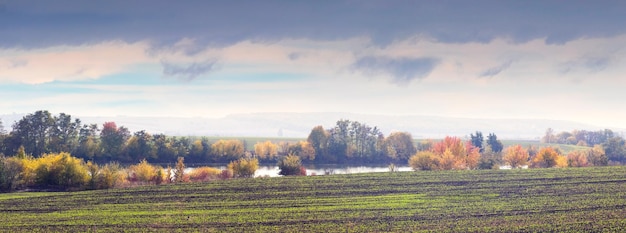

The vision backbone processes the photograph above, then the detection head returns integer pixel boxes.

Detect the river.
[185,164,414,177]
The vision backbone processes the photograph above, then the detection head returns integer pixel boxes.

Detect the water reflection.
[186,165,413,177]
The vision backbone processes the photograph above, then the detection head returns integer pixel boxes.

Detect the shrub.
[173,157,186,183]
[227,158,258,178]
[218,169,233,180]
[567,150,589,167]
[29,153,90,190]
[0,156,24,192]
[96,162,124,189]
[188,167,221,182]
[128,159,162,184]
[278,155,304,176]
[409,151,439,171]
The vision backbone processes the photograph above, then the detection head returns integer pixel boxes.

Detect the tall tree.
[486,133,503,153]
[74,124,100,160]
[307,125,329,161]
[0,118,5,135]
[541,128,556,144]
[125,130,155,162]
[602,137,626,163]
[99,122,130,161]
[0,119,6,155]
[470,131,484,152]
[48,113,81,153]
[11,110,55,157]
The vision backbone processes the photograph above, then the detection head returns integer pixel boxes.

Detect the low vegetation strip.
[0,166,625,232]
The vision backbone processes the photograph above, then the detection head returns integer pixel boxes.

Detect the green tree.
[124,130,155,162]
[99,122,130,161]
[470,131,484,152]
[602,137,626,163]
[74,124,100,160]
[307,125,329,161]
[486,133,503,153]
[48,113,81,154]
[11,110,55,157]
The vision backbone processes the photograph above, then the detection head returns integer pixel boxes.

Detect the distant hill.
[1,112,621,139]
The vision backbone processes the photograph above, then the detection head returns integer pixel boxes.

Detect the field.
[1,167,625,232]
[501,140,590,154]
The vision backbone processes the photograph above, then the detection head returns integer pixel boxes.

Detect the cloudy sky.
[2,0,626,128]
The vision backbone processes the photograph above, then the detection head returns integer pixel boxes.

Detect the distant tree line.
[0,110,625,168]
[1,110,625,193]
[542,128,626,163]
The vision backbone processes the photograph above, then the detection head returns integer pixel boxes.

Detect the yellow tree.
[227,158,259,178]
[503,145,529,168]
[254,141,279,160]
[211,140,245,160]
[531,147,567,168]
[409,151,439,171]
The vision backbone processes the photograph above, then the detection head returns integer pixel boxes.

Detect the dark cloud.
[161,60,218,81]
[1,1,626,49]
[353,56,439,84]
[479,60,513,78]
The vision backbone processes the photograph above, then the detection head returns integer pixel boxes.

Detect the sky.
[2,0,626,128]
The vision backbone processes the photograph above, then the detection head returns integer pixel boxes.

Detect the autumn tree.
[278,154,305,176]
[503,145,529,169]
[431,136,481,170]
[385,132,416,162]
[227,158,258,178]
[566,150,588,167]
[286,141,315,161]
[174,156,186,183]
[531,147,567,168]
[127,159,162,184]
[211,139,245,161]
[30,152,90,190]
[408,151,439,171]
[254,141,279,160]
[587,145,608,166]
